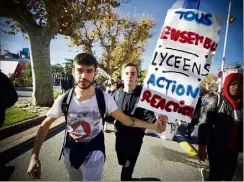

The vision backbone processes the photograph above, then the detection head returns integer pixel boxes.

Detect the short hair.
[73,53,97,69]
[123,63,139,75]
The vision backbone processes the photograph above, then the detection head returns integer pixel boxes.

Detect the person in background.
[116,76,123,89]
[198,73,243,181]
[94,77,106,91]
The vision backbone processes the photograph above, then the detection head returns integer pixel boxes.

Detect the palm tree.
[63,58,73,74]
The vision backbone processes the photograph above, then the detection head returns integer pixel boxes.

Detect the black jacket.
[113,86,156,138]
[198,94,243,152]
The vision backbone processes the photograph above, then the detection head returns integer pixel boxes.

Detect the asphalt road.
[6,124,206,181]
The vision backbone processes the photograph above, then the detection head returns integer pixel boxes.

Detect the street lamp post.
[218,0,232,93]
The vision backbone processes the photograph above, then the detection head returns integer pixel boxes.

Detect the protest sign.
[138,9,222,122]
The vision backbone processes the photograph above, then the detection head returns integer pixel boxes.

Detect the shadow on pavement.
[132,177,161,181]
[150,145,208,169]
[0,166,15,181]
[0,123,65,166]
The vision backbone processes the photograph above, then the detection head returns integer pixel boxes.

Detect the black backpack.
[58,87,106,160]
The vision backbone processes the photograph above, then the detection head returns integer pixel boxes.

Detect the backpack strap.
[95,88,106,125]
[58,87,75,160]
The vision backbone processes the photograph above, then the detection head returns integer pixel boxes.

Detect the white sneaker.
[200,168,209,181]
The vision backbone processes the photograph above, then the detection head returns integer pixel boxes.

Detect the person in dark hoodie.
[198,73,243,181]
[113,63,167,181]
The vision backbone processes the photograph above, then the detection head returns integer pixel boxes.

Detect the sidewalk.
[0,117,65,165]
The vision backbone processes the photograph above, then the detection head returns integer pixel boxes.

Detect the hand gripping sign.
[138,8,222,122]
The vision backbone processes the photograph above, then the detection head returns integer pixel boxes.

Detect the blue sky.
[1,0,243,73]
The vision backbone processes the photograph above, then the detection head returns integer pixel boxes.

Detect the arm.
[31,117,57,158]
[110,109,165,131]
[27,117,57,179]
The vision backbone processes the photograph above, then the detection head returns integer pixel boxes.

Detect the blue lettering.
[175,10,212,26]
[147,74,156,86]
[175,11,185,19]
[176,84,185,96]
[156,77,165,88]
[186,85,200,98]
[203,13,212,26]
[184,11,195,21]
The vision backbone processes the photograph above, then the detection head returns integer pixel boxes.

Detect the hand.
[27,156,41,179]
[154,114,168,133]
[198,146,207,161]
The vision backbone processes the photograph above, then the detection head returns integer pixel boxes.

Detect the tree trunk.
[29,33,54,107]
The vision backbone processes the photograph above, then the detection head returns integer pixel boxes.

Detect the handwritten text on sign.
[138,9,222,122]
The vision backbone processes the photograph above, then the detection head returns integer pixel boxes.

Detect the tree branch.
[0,0,40,33]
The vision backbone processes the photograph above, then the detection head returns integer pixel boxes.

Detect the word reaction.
[141,89,194,119]
[160,26,218,52]
[175,10,212,26]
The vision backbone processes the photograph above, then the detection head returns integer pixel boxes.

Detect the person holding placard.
[113,63,167,181]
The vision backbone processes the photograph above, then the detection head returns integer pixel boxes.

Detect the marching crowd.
[0,52,242,181]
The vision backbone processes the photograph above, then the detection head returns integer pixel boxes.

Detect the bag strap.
[59,87,75,160]
[95,88,106,124]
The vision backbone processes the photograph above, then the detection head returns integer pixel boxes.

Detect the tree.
[70,6,155,77]
[0,0,119,106]
[200,73,217,91]
[63,58,74,74]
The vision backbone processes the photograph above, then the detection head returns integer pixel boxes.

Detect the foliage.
[3,107,38,127]
[53,91,62,99]
[200,73,217,91]
[70,6,155,76]
[138,69,148,84]
[0,0,120,106]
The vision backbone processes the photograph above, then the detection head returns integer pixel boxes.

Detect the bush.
[53,91,62,99]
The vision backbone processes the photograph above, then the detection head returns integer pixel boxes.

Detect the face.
[111,83,117,90]
[122,66,137,86]
[96,78,102,84]
[72,64,97,89]
[116,78,121,84]
[229,78,243,98]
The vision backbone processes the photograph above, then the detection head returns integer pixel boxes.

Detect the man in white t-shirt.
[27,53,167,181]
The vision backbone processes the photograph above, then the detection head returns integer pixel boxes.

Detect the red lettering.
[195,34,204,45]
[211,43,218,51]
[184,106,194,118]
[179,31,188,43]
[160,26,171,39]
[150,94,161,108]
[203,37,212,49]
[156,98,166,110]
[141,90,152,103]
[159,26,218,51]
[171,28,181,41]
[187,31,196,44]
[165,101,179,112]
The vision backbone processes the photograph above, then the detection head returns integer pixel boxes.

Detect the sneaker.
[200,168,209,181]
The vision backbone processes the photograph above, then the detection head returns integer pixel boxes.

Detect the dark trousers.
[207,145,239,181]
[187,118,198,136]
[116,134,143,181]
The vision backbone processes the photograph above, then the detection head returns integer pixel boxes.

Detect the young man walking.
[198,73,243,181]
[113,63,166,181]
[27,53,167,181]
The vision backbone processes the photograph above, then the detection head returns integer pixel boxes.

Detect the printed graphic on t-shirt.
[70,120,91,141]
[67,110,101,142]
